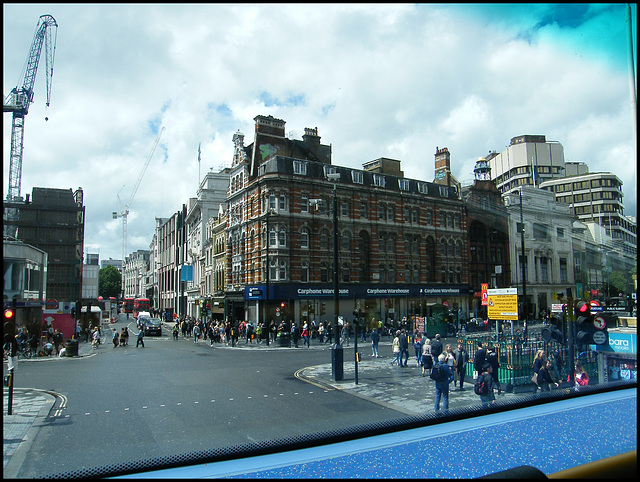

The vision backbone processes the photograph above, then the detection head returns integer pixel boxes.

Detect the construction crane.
[113,126,165,263]
[4,15,58,208]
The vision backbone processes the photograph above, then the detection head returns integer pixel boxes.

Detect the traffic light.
[321,303,326,315]
[4,308,15,321]
[575,300,609,345]
[542,314,564,343]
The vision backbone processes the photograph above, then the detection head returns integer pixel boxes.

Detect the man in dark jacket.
[398,329,409,367]
[430,333,443,365]
[473,341,487,376]
[455,342,469,390]
[486,346,501,392]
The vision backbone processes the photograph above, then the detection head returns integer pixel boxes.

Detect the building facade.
[4,187,85,302]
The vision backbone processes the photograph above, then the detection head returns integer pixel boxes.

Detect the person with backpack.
[432,353,454,412]
[475,362,497,407]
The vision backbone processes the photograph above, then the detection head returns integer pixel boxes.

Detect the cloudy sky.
[4,3,637,263]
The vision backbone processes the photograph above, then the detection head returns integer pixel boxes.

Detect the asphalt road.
[12,318,407,477]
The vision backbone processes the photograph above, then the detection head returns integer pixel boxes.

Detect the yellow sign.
[487,288,519,321]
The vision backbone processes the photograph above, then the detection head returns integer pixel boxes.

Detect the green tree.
[607,270,628,296]
[98,265,122,298]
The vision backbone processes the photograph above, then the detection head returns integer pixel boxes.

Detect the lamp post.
[310,172,343,380]
[263,208,275,346]
[518,188,528,338]
[328,173,343,381]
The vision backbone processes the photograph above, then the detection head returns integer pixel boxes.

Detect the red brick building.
[225,115,470,336]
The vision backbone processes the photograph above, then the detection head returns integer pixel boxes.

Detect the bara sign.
[486,288,519,321]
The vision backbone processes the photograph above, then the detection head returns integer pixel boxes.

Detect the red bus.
[133,298,151,318]
[123,298,134,314]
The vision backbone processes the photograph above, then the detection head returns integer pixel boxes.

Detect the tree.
[99,265,122,299]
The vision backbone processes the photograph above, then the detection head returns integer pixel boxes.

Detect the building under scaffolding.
[3,187,85,302]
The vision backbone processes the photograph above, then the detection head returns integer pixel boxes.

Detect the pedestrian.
[413,333,423,367]
[302,323,310,348]
[391,330,401,366]
[421,338,433,377]
[291,322,299,347]
[53,329,64,354]
[318,323,325,343]
[326,323,333,344]
[120,328,126,346]
[123,327,129,346]
[430,333,443,366]
[433,353,454,412]
[193,323,201,343]
[91,328,101,348]
[486,346,500,392]
[4,326,19,371]
[371,328,380,357]
[256,322,263,344]
[537,359,559,392]
[531,349,546,390]
[476,362,498,407]
[112,328,119,347]
[473,341,487,378]
[173,323,179,340]
[398,329,409,367]
[340,323,350,347]
[29,332,40,357]
[136,326,145,348]
[246,322,254,343]
[444,344,457,384]
[455,342,469,390]
[574,360,590,391]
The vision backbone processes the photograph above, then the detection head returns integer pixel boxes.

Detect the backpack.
[474,374,489,396]
[430,363,447,382]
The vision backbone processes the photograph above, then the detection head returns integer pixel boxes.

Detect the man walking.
[370,328,380,358]
[136,326,145,348]
[430,333,443,366]
[433,353,454,411]
[455,342,469,390]
[398,329,409,367]
[473,341,487,378]
[456,343,469,391]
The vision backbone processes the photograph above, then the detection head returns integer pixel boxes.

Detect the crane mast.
[113,127,165,263]
[4,15,58,203]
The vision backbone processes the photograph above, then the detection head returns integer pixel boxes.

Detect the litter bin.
[65,338,79,357]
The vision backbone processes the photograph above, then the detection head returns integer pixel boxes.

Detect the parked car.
[144,318,163,336]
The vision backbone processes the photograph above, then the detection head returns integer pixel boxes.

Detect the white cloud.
[4,3,636,262]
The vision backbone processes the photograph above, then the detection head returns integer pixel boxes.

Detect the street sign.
[45,299,58,310]
[593,316,607,330]
[592,331,607,344]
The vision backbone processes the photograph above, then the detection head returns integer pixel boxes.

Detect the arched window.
[278,229,287,247]
[301,261,309,282]
[300,228,309,249]
[320,232,329,250]
[341,263,350,283]
[278,260,287,280]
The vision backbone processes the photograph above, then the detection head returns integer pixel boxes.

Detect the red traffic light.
[575,301,590,316]
[4,308,15,320]
[280,302,285,308]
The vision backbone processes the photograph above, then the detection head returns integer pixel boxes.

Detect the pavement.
[3,330,533,477]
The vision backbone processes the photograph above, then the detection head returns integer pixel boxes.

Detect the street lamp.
[311,172,343,381]
[263,208,275,346]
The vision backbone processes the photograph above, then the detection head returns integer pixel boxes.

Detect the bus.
[123,298,134,314]
[133,298,151,319]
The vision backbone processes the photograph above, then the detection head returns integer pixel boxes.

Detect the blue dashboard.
[115,386,636,479]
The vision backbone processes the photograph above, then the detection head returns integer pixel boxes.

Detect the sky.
[3,3,637,263]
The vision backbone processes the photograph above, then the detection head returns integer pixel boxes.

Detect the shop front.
[245,284,470,336]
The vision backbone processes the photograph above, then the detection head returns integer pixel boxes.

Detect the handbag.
[531,372,538,384]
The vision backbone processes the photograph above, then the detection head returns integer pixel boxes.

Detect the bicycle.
[16,342,32,359]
